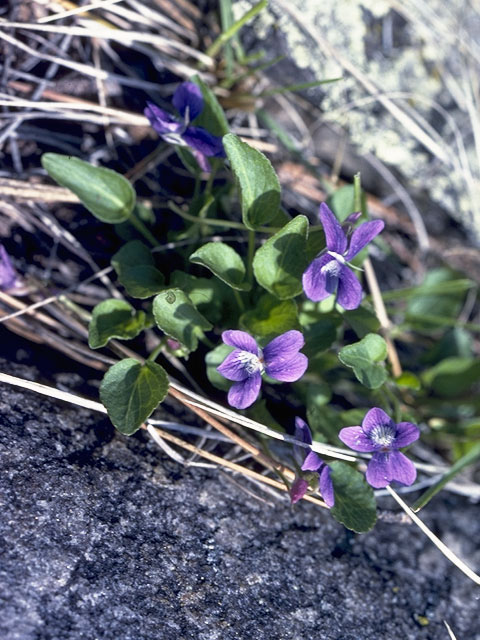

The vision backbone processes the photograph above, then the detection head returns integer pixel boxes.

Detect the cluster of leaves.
[41,77,480,533]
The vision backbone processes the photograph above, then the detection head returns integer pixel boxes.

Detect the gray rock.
[0,360,479,640]
[233,0,480,243]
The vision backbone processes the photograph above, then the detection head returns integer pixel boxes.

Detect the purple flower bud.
[0,245,19,291]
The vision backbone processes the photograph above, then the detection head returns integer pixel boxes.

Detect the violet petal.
[290,477,309,504]
[319,465,335,508]
[172,81,204,121]
[338,426,376,452]
[222,330,258,354]
[393,422,420,448]
[387,450,417,486]
[336,265,363,310]
[265,353,308,382]
[217,350,249,381]
[294,417,312,445]
[144,102,183,135]
[365,451,392,488]
[263,330,304,364]
[183,126,225,157]
[191,150,211,173]
[302,254,336,302]
[362,407,395,436]
[301,450,323,472]
[345,220,384,261]
[0,245,18,290]
[227,373,262,409]
[319,203,348,254]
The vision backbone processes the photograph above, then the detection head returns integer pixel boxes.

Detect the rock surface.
[1,359,479,640]
[234,0,480,244]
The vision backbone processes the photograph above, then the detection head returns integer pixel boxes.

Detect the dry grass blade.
[386,486,480,586]
[37,0,125,24]
[1,22,214,67]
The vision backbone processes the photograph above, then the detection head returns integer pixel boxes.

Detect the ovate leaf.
[111,240,164,298]
[422,357,480,397]
[240,294,298,339]
[338,333,388,389]
[189,242,250,290]
[253,215,308,299]
[88,299,146,348]
[329,461,377,533]
[223,133,281,229]
[205,343,234,391]
[153,289,212,352]
[41,153,135,223]
[100,358,169,434]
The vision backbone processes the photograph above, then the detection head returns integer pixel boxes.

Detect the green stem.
[147,342,164,363]
[247,230,255,284]
[168,200,278,233]
[198,332,215,349]
[233,289,245,313]
[130,212,158,247]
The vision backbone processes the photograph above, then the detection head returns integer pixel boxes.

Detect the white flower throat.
[237,349,264,375]
[370,424,396,448]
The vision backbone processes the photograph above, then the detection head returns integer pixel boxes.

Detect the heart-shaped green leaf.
[253,215,308,299]
[153,289,212,352]
[338,333,388,389]
[88,299,146,349]
[329,461,377,533]
[189,242,250,291]
[100,358,169,434]
[223,133,281,230]
[240,294,298,339]
[42,153,135,223]
[111,240,164,298]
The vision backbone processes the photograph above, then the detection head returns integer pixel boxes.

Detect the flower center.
[162,130,187,146]
[370,424,396,449]
[236,349,264,376]
[321,258,342,294]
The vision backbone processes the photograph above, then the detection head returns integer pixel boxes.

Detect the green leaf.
[100,358,169,435]
[191,75,229,137]
[395,371,421,391]
[338,333,388,389]
[422,357,480,397]
[302,318,339,360]
[118,266,165,299]
[223,133,281,230]
[170,270,230,324]
[111,241,164,298]
[112,240,154,274]
[329,461,377,533]
[240,294,299,339]
[205,343,234,391]
[326,185,355,222]
[153,289,212,352]
[189,242,250,291]
[88,299,146,349]
[41,153,135,223]
[253,215,309,299]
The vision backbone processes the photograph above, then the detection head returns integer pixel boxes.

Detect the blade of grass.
[206,0,267,58]
[412,442,480,512]
[258,77,342,97]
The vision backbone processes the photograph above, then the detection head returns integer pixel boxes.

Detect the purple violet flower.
[216,330,308,410]
[302,203,384,310]
[144,81,225,172]
[338,407,420,489]
[290,417,335,507]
